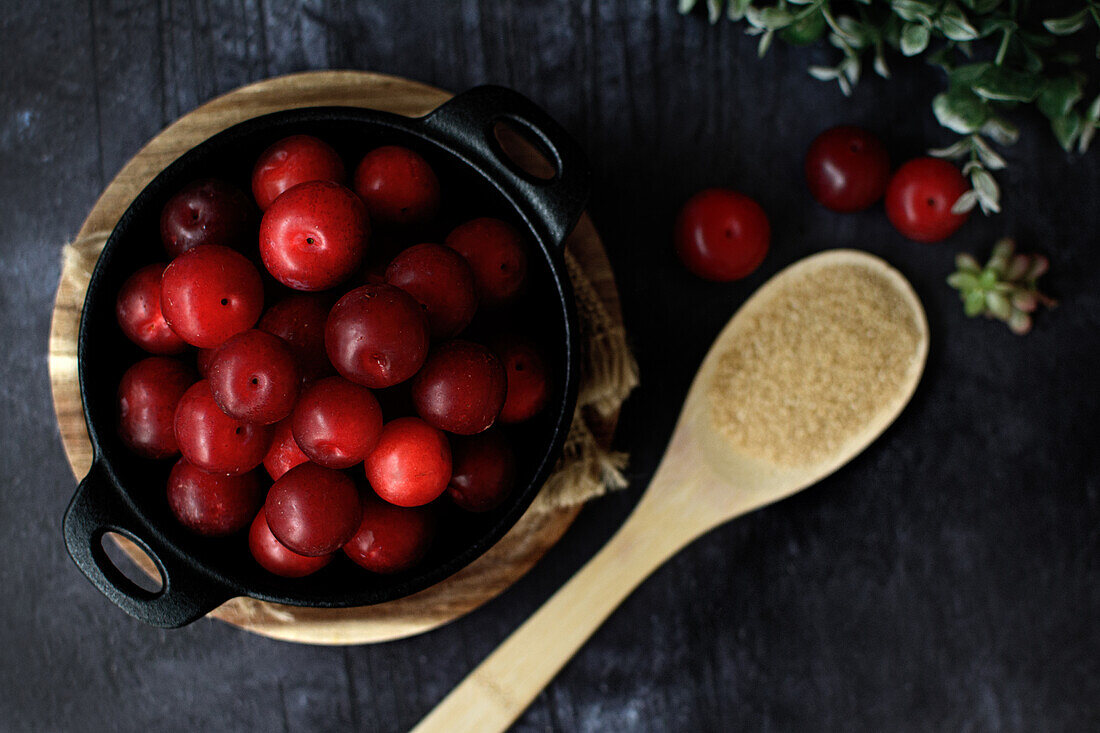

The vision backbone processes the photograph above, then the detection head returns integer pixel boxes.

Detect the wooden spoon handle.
[411,493,690,733]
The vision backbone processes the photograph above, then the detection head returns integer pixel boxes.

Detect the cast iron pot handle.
[63,460,232,628]
[421,85,591,248]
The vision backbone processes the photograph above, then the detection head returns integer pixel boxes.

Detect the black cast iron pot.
[63,85,588,628]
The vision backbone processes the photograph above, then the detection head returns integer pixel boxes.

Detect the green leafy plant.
[948,237,1055,333]
[679,0,1100,214]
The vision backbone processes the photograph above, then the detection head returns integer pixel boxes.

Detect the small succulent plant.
[947,237,1055,334]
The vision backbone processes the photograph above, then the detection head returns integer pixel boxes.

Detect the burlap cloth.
[60,237,639,511]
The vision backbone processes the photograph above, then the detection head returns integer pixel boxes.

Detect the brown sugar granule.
[709,262,921,467]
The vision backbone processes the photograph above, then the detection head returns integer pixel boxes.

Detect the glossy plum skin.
[259,180,369,291]
[208,329,300,424]
[885,157,971,243]
[412,340,507,435]
[365,417,451,507]
[264,462,362,556]
[257,293,334,382]
[251,134,346,211]
[291,376,383,469]
[325,283,430,388]
[115,263,187,354]
[445,218,528,306]
[343,496,435,573]
[674,188,770,282]
[248,510,334,578]
[492,337,550,424]
[385,243,478,339]
[166,458,263,537]
[160,178,254,257]
[160,245,265,348]
[447,431,517,512]
[117,357,196,459]
[196,347,217,378]
[263,417,310,481]
[804,126,891,213]
[173,380,273,475]
[353,145,441,225]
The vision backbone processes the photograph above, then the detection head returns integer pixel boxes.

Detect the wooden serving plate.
[49,71,623,645]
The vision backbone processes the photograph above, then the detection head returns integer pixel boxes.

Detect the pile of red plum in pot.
[113,135,552,579]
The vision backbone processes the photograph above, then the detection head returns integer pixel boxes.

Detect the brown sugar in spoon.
[413,249,930,733]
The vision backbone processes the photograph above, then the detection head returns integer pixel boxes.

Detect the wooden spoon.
[412,249,929,733]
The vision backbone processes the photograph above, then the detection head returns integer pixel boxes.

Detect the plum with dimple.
[259,180,368,291]
[325,283,429,389]
[160,245,264,349]
[208,329,300,425]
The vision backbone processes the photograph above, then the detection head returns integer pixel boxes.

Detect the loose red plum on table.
[804,126,891,213]
[885,157,971,243]
[674,188,770,282]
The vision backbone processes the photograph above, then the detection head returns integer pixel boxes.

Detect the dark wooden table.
[2,2,1097,731]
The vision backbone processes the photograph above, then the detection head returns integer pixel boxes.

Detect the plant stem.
[820,4,851,44]
[995,28,1012,66]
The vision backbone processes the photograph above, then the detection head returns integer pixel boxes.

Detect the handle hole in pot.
[99,531,164,595]
[492,118,558,182]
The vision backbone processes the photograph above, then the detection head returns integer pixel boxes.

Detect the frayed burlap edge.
[531,250,639,512]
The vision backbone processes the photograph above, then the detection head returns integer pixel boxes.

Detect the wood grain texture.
[5,2,1100,731]
[48,71,623,645]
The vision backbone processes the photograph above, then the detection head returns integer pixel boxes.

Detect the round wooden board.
[49,71,622,645]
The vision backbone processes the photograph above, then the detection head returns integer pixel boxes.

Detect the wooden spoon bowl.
[413,249,930,732]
